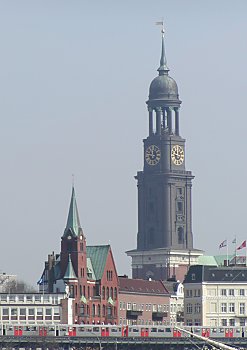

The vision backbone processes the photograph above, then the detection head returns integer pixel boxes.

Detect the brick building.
[118,276,170,326]
[39,187,118,325]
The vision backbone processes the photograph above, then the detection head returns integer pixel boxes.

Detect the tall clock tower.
[127,29,202,281]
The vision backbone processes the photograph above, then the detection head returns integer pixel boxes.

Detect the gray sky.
[0,0,247,285]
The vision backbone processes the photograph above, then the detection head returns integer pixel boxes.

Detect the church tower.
[127,28,202,281]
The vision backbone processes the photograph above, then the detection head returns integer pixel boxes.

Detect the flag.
[108,297,115,306]
[155,21,164,26]
[237,240,246,250]
[37,275,44,285]
[81,295,87,304]
[232,238,236,244]
[219,240,227,249]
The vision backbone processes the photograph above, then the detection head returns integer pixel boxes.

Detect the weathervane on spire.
[155,19,165,35]
[155,19,169,74]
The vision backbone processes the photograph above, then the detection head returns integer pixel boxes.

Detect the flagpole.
[234,236,237,266]
[226,241,228,267]
[245,243,247,266]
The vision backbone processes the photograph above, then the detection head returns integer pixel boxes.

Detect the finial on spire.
[72,174,75,187]
[155,19,169,75]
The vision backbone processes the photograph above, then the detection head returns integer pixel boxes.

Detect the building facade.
[127,28,202,281]
[184,265,247,327]
[0,293,64,324]
[165,281,184,326]
[39,187,118,325]
[118,277,170,326]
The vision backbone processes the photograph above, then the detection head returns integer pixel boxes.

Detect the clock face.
[145,145,161,166]
[171,145,184,165]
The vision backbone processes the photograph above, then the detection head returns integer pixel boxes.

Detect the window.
[240,289,245,296]
[120,302,122,310]
[229,289,234,296]
[102,286,105,299]
[186,290,192,297]
[194,303,201,314]
[229,319,235,326]
[177,201,183,213]
[122,302,126,310]
[36,308,43,320]
[35,295,41,302]
[186,319,192,326]
[19,308,26,320]
[146,304,148,311]
[152,304,157,312]
[186,303,192,314]
[114,287,117,300]
[240,319,246,327]
[240,303,245,315]
[221,289,227,296]
[221,303,227,313]
[221,319,227,326]
[11,308,17,319]
[127,303,131,311]
[229,303,235,313]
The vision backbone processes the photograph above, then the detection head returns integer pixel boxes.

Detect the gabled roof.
[63,187,82,237]
[119,277,169,295]
[63,254,77,280]
[86,245,110,280]
[184,265,247,284]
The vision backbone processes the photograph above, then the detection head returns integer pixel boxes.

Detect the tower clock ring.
[171,145,184,165]
[145,145,161,165]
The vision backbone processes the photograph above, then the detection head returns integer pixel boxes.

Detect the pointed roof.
[63,187,82,237]
[86,245,110,280]
[63,254,77,280]
[157,28,169,75]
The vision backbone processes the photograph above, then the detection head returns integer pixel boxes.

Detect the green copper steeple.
[63,187,82,237]
[63,254,77,280]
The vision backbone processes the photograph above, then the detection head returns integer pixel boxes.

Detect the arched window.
[106,287,109,299]
[114,287,117,300]
[110,287,113,299]
[98,304,101,317]
[75,303,78,314]
[178,227,184,244]
[87,305,90,316]
[103,305,106,316]
[102,286,105,299]
[80,285,82,296]
[92,304,96,317]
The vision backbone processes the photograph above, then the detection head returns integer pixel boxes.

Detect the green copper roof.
[86,245,110,280]
[63,254,77,280]
[63,187,82,237]
[197,255,218,266]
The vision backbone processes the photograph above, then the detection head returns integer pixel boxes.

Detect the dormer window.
[191,273,196,281]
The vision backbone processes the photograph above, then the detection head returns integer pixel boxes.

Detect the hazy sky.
[0,1,247,285]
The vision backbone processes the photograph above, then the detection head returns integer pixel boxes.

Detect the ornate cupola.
[147,27,181,137]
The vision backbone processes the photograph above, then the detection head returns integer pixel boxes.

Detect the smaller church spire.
[63,186,82,237]
[63,254,77,280]
[157,23,169,75]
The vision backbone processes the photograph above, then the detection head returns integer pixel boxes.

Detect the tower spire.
[63,186,82,237]
[156,21,169,75]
